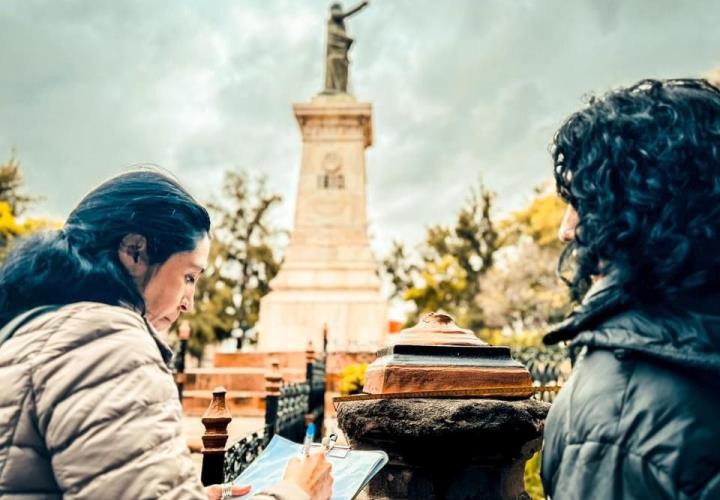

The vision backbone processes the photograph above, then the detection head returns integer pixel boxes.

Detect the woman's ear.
[118,233,150,284]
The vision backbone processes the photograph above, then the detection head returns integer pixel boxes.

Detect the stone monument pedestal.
[258,94,387,353]
[337,398,550,500]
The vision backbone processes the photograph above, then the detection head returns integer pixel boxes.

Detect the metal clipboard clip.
[310,433,351,458]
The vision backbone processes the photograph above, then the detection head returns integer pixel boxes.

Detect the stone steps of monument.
[184,367,306,392]
[183,390,344,419]
[182,390,267,417]
[214,352,310,368]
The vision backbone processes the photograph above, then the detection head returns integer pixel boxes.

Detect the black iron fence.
[306,355,326,432]
[514,345,569,403]
[200,346,327,485]
[223,430,266,484]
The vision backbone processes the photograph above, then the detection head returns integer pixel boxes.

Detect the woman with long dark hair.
[0,170,332,499]
[542,79,720,499]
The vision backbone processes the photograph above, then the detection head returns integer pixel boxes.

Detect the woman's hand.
[283,452,333,499]
[205,483,251,499]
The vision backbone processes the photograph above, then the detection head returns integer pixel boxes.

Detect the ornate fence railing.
[306,354,326,431]
[200,342,327,485]
[223,430,266,484]
[514,345,570,403]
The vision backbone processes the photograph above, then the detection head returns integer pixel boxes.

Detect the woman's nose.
[180,296,194,314]
[559,205,579,243]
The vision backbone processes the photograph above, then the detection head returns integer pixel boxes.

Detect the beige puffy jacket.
[0,302,308,500]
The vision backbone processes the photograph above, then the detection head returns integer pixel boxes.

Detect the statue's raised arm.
[323,1,370,95]
[340,1,369,20]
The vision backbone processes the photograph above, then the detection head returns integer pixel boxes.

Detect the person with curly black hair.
[541,79,720,499]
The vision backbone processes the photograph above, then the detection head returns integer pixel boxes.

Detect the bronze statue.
[323,1,369,94]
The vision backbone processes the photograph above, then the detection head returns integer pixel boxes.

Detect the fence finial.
[200,386,232,485]
[322,323,328,353]
[265,358,282,396]
[306,340,316,364]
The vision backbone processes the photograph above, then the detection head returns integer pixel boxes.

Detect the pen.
[302,423,315,458]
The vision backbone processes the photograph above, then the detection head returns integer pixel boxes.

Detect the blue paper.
[232,435,388,500]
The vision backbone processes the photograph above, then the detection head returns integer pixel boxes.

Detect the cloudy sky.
[2,0,719,255]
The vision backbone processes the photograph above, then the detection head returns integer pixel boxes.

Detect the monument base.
[258,290,387,352]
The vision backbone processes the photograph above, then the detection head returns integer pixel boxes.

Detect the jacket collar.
[543,272,631,345]
[544,274,720,375]
[118,300,175,369]
[143,317,175,369]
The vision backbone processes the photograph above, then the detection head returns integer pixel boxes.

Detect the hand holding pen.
[283,423,334,499]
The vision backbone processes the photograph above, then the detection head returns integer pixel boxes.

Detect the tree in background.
[0,152,34,216]
[182,171,284,361]
[383,181,572,339]
[0,153,56,262]
[476,185,571,342]
[474,185,570,500]
[499,187,567,250]
[383,184,498,330]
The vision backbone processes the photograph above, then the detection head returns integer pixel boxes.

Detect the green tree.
[477,184,571,336]
[475,184,571,500]
[0,153,54,262]
[498,183,566,250]
[382,240,415,299]
[0,152,34,216]
[384,184,498,329]
[182,170,284,361]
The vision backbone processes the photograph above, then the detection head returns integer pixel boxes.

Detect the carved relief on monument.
[307,150,350,222]
[316,151,345,190]
[297,116,370,143]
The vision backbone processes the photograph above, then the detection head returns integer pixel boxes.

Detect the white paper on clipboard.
[231,435,388,500]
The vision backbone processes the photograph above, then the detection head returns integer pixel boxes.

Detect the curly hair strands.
[552,79,720,304]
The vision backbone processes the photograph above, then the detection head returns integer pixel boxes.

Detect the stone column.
[335,313,551,499]
[338,397,549,500]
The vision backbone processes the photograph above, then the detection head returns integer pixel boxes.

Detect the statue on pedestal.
[323,1,369,94]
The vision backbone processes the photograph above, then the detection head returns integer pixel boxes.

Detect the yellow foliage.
[524,451,545,500]
[500,187,566,248]
[339,363,368,396]
[0,201,62,263]
[0,201,20,236]
[478,328,545,348]
[22,218,61,232]
[0,201,60,237]
[403,254,468,314]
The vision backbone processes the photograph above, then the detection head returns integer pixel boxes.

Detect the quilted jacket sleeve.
[30,304,206,499]
[544,440,676,500]
[541,350,677,500]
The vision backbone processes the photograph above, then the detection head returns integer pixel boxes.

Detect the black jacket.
[541,277,720,500]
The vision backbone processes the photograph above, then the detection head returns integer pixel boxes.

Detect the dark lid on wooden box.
[363,312,533,399]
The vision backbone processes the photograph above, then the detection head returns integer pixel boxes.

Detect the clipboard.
[231,435,388,500]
